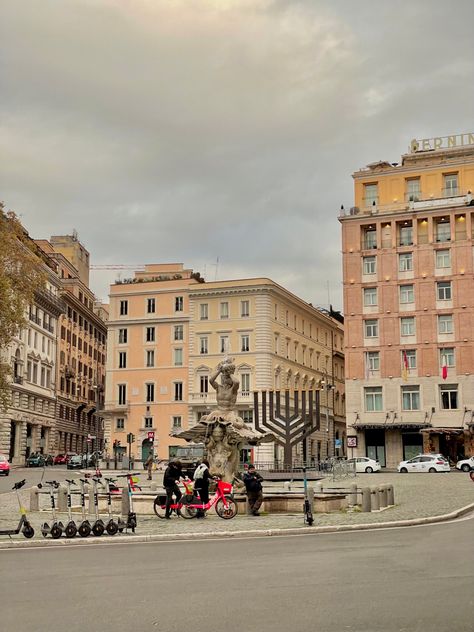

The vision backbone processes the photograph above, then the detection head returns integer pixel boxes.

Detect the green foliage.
[0,206,46,411]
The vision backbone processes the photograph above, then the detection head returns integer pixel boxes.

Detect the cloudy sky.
[1,0,473,309]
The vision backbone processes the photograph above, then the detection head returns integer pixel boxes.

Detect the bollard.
[30,486,40,512]
[121,486,130,517]
[348,482,358,507]
[378,485,387,508]
[370,486,380,511]
[57,484,67,513]
[283,481,291,491]
[307,486,314,512]
[361,487,371,512]
[88,487,94,514]
[386,484,394,506]
[150,482,157,492]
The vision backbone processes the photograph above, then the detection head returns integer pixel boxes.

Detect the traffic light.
[127,433,135,444]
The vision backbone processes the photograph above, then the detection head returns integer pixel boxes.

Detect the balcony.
[190,392,253,404]
[104,400,130,414]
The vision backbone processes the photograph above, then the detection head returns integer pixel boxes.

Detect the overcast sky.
[1,0,473,309]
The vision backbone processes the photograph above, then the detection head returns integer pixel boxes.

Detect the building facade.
[340,134,474,468]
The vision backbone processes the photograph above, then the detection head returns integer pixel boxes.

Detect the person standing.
[193,459,210,518]
[163,460,185,518]
[243,464,264,516]
[145,451,154,480]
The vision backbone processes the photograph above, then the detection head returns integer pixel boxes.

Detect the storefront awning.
[420,427,464,435]
[352,422,431,430]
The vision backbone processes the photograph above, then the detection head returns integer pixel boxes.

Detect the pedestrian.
[163,460,185,518]
[193,459,210,518]
[243,464,263,516]
[145,451,154,480]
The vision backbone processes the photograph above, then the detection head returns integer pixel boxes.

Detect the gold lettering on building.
[410,133,474,152]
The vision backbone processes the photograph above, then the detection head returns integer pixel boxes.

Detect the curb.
[1,502,473,550]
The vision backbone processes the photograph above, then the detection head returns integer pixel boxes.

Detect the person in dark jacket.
[163,460,185,518]
[243,464,263,516]
[193,459,210,518]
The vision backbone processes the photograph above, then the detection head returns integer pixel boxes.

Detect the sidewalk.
[1,472,473,543]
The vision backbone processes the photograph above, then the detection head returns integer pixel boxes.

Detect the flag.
[442,355,448,380]
[402,350,409,382]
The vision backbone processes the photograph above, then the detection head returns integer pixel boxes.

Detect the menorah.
[253,390,321,467]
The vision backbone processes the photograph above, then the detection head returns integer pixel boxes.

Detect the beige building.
[105,265,345,465]
[340,133,474,467]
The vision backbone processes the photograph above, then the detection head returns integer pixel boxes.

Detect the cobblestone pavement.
[1,471,472,538]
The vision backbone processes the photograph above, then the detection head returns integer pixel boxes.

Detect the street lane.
[1,515,473,632]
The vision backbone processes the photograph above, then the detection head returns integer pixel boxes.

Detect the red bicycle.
[153,477,238,520]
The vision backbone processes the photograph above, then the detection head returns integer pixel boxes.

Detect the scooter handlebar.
[45,480,60,488]
[65,479,77,484]
[13,479,26,490]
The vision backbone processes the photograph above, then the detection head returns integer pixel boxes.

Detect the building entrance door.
[365,429,386,467]
[141,439,153,462]
[402,432,423,460]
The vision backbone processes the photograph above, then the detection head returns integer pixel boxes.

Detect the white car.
[398,454,450,473]
[455,456,474,472]
[347,457,381,473]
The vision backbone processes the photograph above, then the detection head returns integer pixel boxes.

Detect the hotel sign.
[411,133,474,153]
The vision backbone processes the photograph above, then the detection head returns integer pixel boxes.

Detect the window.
[437,282,452,301]
[364,387,383,412]
[241,300,250,317]
[435,249,450,268]
[144,417,153,428]
[220,302,229,319]
[146,383,155,402]
[118,352,127,369]
[175,296,183,312]
[400,285,414,304]
[200,303,208,320]
[438,314,453,334]
[174,325,184,341]
[274,335,279,354]
[399,252,413,272]
[241,335,250,352]
[403,349,417,369]
[199,337,208,354]
[146,327,155,342]
[363,227,377,249]
[367,351,379,371]
[364,319,378,338]
[435,218,451,242]
[402,386,420,410]
[172,416,182,429]
[220,336,229,354]
[439,347,455,367]
[440,384,458,409]
[200,375,209,394]
[174,348,183,366]
[443,173,458,196]
[399,223,413,246]
[241,373,250,394]
[174,382,183,401]
[363,287,377,306]
[119,300,128,316]
[146,350,155,367]
[363,256,376,275]
[364,183,378,207]
[406,178,421,202]
[400,317,415,336]
[242,410,253,424]
[116,418,125,430]
[147,298,155,314]
[118,384,126,405]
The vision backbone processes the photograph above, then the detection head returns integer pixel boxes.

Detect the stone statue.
[171,357,273,481]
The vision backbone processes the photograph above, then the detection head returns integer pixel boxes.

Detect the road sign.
[347,436,358,448]
[147,432,155,440]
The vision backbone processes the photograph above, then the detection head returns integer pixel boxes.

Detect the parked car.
[53,454,68,465]
[0,454,10,476]
[26,452,45,467]
[455,456,474,472]
[397,454,450,473]
[65,452,78,464]
[43,454,54,466]
[347,457,381,473]
[67,455,85,470]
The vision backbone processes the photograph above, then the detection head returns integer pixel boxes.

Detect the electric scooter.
[91,476,105,536]
[64,479,78,538]
[117,472,139,533]
[0,480,35,539]
[41,480,63,539]
[78,478,92,537]
[103,478,119,535]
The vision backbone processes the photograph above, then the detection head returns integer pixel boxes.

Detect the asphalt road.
[1,514,473,632]
[0,467,82,493]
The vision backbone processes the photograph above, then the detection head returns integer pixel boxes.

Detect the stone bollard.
[150,482,157,492]
[283,481,291,491]
[88,486,95,514]
[386,484,394,506]
[361,487,371,512]
[348,483,358,507]
[307,486,314,512]
[58,485,68,513]
[370,486,380,511]
[378,485,387,509]
[121,487,130,517]
[30,486,40,512]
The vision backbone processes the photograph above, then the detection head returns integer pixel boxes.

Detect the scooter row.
[39,473,138,539]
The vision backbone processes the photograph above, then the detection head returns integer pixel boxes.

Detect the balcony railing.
[190,392,253,403]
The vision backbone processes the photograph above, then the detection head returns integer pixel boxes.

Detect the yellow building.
[105,266,345,465]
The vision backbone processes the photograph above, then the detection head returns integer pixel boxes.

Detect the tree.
[0,205,46,411]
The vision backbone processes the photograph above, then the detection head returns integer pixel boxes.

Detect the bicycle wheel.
[179,504,198,519]
[215,496,238,519]
[153,496,167,519]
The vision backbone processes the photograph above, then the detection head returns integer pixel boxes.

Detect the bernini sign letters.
[411,133,474,153]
